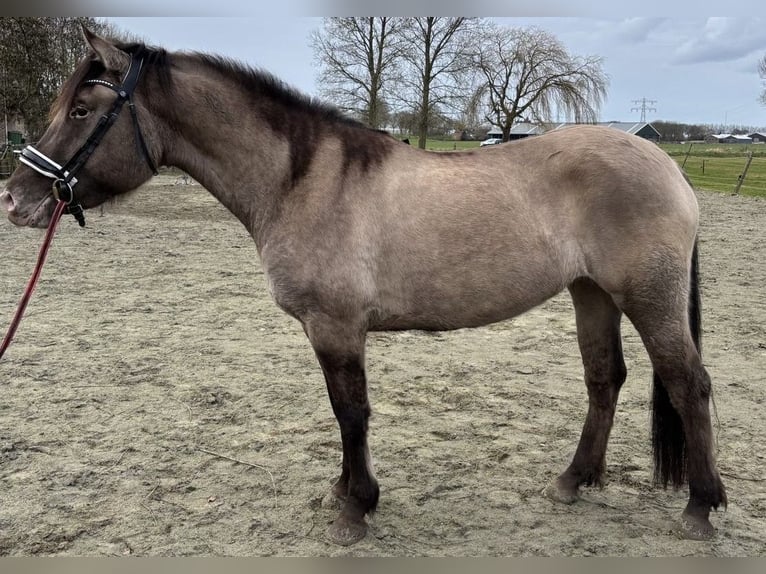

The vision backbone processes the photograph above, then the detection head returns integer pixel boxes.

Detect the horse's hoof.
[680,511,716,540]
[544,478,580,504]
[326,515,368,546]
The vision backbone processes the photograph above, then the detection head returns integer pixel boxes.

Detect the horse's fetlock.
[349,476,379,514]
[690,474,727,510]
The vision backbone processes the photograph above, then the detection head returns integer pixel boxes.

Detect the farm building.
[486,121,661,142]
[748,132,766,143]
[3,113,27,145]
[705,134,753,144]
[486,123,546,141]
[597,122,661,141]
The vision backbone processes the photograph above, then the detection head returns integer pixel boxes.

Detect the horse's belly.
[370,265,568,331]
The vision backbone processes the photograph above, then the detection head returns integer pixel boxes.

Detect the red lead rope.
[0,199,68,361]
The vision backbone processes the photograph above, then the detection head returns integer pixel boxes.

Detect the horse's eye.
[69,107,90,120]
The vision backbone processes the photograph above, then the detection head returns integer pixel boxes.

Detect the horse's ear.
[82,26,129,74]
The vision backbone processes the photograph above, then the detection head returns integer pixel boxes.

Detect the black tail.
[688,240,702,353]
[651,240,701,487]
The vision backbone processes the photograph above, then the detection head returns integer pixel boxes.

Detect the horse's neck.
[158,62,292,246]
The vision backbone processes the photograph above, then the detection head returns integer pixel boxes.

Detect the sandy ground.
[0,175,764,556]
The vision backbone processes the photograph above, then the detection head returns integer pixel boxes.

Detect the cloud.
[672,17,766,65]
[610,17,666,44]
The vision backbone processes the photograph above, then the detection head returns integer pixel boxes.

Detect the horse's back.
[364,126,697,328]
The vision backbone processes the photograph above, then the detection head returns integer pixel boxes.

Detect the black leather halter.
[18,52,158,226]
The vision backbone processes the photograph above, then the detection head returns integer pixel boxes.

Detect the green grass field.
[409,138,766,197]
[661,143,766,197]
[659,142,766,158]
[414,138,480,151]
[671,155,766,197]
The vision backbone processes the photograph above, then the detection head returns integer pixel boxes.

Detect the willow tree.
[473,25,609,142]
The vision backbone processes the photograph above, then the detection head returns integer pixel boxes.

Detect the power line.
[631,98,657,122]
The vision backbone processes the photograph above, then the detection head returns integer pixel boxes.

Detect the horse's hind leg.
[621,255,726,539]
[305,317,379,546]
[546,278,627,503]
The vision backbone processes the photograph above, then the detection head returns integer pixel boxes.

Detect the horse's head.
[1,28,161,228]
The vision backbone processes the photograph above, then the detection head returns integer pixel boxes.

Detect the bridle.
[1,51,159,362]
[18,51,158,227]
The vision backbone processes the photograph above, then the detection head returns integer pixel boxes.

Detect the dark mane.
[195,53,374,132]
[190,52,394,181]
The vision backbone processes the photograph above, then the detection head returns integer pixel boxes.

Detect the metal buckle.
[52,179,74,204]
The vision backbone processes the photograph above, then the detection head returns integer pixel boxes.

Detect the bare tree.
[473,25,608,142]
[760,54,766,106]
[395,17,483,148]
[311,17,404,129]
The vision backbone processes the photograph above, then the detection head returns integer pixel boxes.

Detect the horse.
[0,29,726,545]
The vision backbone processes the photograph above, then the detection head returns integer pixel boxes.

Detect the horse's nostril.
[0,190,16,213]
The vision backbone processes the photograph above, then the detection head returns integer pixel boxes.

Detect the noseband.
[18,52,158,227]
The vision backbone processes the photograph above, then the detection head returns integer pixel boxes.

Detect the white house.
[706,134,753,144]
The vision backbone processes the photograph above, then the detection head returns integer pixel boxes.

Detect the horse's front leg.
[306,318,378,546]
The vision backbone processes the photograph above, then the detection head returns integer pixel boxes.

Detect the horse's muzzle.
[0,189,54,228]
[0,189,15,213]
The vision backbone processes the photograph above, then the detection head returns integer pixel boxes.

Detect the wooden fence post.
[681,142,694,169]
[733,152,754,195]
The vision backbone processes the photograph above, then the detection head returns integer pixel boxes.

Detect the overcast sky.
[107,17,766,129]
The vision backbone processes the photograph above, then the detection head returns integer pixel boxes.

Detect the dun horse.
[1,30,726,545]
